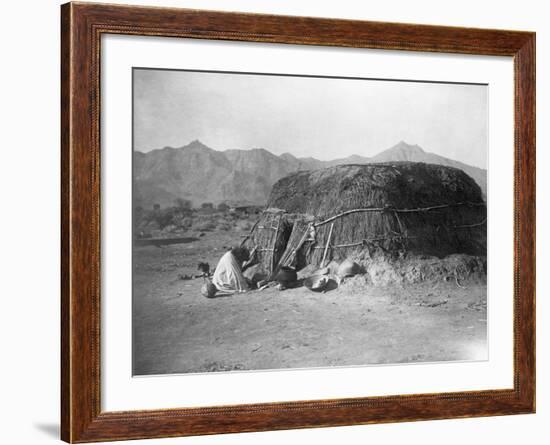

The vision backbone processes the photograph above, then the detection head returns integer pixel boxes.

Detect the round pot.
[201,280,217,298]
[304,275,329,292]
[275,266,297,284]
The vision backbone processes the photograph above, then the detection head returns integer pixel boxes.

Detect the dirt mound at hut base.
[399,254,486,284]
[361,254,486,286]
[299,253,486,287]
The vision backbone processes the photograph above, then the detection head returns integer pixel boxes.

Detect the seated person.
[212,246,257,293]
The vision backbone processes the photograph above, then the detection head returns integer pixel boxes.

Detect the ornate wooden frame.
[61,2,536,442]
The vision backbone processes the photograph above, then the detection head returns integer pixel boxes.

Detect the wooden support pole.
[271,214,283,274]
[321,223,334,267]
[314,201,485,227]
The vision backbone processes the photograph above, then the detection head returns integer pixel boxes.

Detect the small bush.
[196,221,216,232]
[181,217,193,229]
[218,222,233,231]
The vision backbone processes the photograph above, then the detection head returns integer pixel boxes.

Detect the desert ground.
[132,224,487,375]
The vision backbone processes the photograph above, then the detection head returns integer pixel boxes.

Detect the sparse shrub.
[174,198,193,210]
[154,208,177,230]
[196,221,216,232]
[218,222,233,231]
[217,202,230,212]
[181,217,193,229]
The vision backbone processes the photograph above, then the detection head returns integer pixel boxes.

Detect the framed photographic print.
[61,2,535,442]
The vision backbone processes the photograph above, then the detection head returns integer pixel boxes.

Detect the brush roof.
[267,162,483,218]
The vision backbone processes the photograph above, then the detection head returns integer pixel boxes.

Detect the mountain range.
[134,140,487,209]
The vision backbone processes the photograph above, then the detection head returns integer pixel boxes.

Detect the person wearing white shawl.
[212,246,257,293]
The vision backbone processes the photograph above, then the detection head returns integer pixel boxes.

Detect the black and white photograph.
[132,68,488,376]
[3,0,545,443]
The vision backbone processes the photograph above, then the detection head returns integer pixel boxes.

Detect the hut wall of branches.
[244,162,487,275]
[240,209,294,277]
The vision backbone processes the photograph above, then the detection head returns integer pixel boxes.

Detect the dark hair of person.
[230,246,250,263]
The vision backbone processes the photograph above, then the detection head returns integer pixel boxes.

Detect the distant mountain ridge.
[134,140,486,208]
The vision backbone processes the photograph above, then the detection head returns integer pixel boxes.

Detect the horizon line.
[133,139,487,171]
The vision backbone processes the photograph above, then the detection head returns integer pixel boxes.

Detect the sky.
[133,68,488,169]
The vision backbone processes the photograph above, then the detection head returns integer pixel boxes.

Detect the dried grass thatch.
[246,162,486,274]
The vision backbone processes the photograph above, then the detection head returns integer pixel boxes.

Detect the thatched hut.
[243,162,486,277]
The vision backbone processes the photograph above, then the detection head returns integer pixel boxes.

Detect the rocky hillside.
[134,140,486,208]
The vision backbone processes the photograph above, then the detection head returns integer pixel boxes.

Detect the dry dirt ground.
[133,235,487,375]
